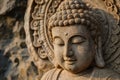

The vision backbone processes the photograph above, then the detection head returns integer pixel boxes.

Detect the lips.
[65,58,76,61]
[64,58,77,64]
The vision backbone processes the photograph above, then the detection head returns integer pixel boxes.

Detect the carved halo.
[30,0,63,62]
[25,0,120,73]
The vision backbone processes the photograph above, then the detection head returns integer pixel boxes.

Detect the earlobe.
[95,37,105,68]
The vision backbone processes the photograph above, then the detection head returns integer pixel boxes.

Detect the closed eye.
[71,36,86,44]
[54,37,64,46]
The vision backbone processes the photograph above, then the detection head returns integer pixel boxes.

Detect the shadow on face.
[52,25,95,73]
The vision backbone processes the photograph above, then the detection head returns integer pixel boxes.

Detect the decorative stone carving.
[24,0,120,80]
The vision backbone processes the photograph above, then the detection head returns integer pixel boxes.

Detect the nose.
[64,44,74,57]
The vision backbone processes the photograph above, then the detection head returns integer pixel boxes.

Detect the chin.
[65,64,80,73]
[65,64,90,74]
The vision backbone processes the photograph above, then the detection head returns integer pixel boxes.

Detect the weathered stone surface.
[0,0,54,79]
[0,0,120,80]
[0,0,15,15]
[0,0,28,80]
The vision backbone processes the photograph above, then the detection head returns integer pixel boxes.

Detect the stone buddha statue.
[41,0,120,80]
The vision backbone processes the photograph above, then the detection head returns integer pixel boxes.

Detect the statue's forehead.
[52,25,88,39]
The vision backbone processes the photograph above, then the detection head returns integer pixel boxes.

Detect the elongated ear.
[95,36,105,68]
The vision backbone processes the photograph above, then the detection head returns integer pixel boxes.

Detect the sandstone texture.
[0,0,120,80]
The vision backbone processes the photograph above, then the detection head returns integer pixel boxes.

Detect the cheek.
[75,44,90,54]
[77,46,86,53]
[76,44,95,59]
[73,43,94,58]
[54,45,63,53]
[54,45,63,59]
[75,45,94,64]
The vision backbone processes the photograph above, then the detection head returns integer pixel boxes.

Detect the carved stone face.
[52,25,95,74]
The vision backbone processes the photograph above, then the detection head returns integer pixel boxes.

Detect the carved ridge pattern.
[31,0,49,59]
[101,0,120,73]
[30,0,63,61]
[104,21,120,73]
[103,0,120,22]
[87,0,120,73]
